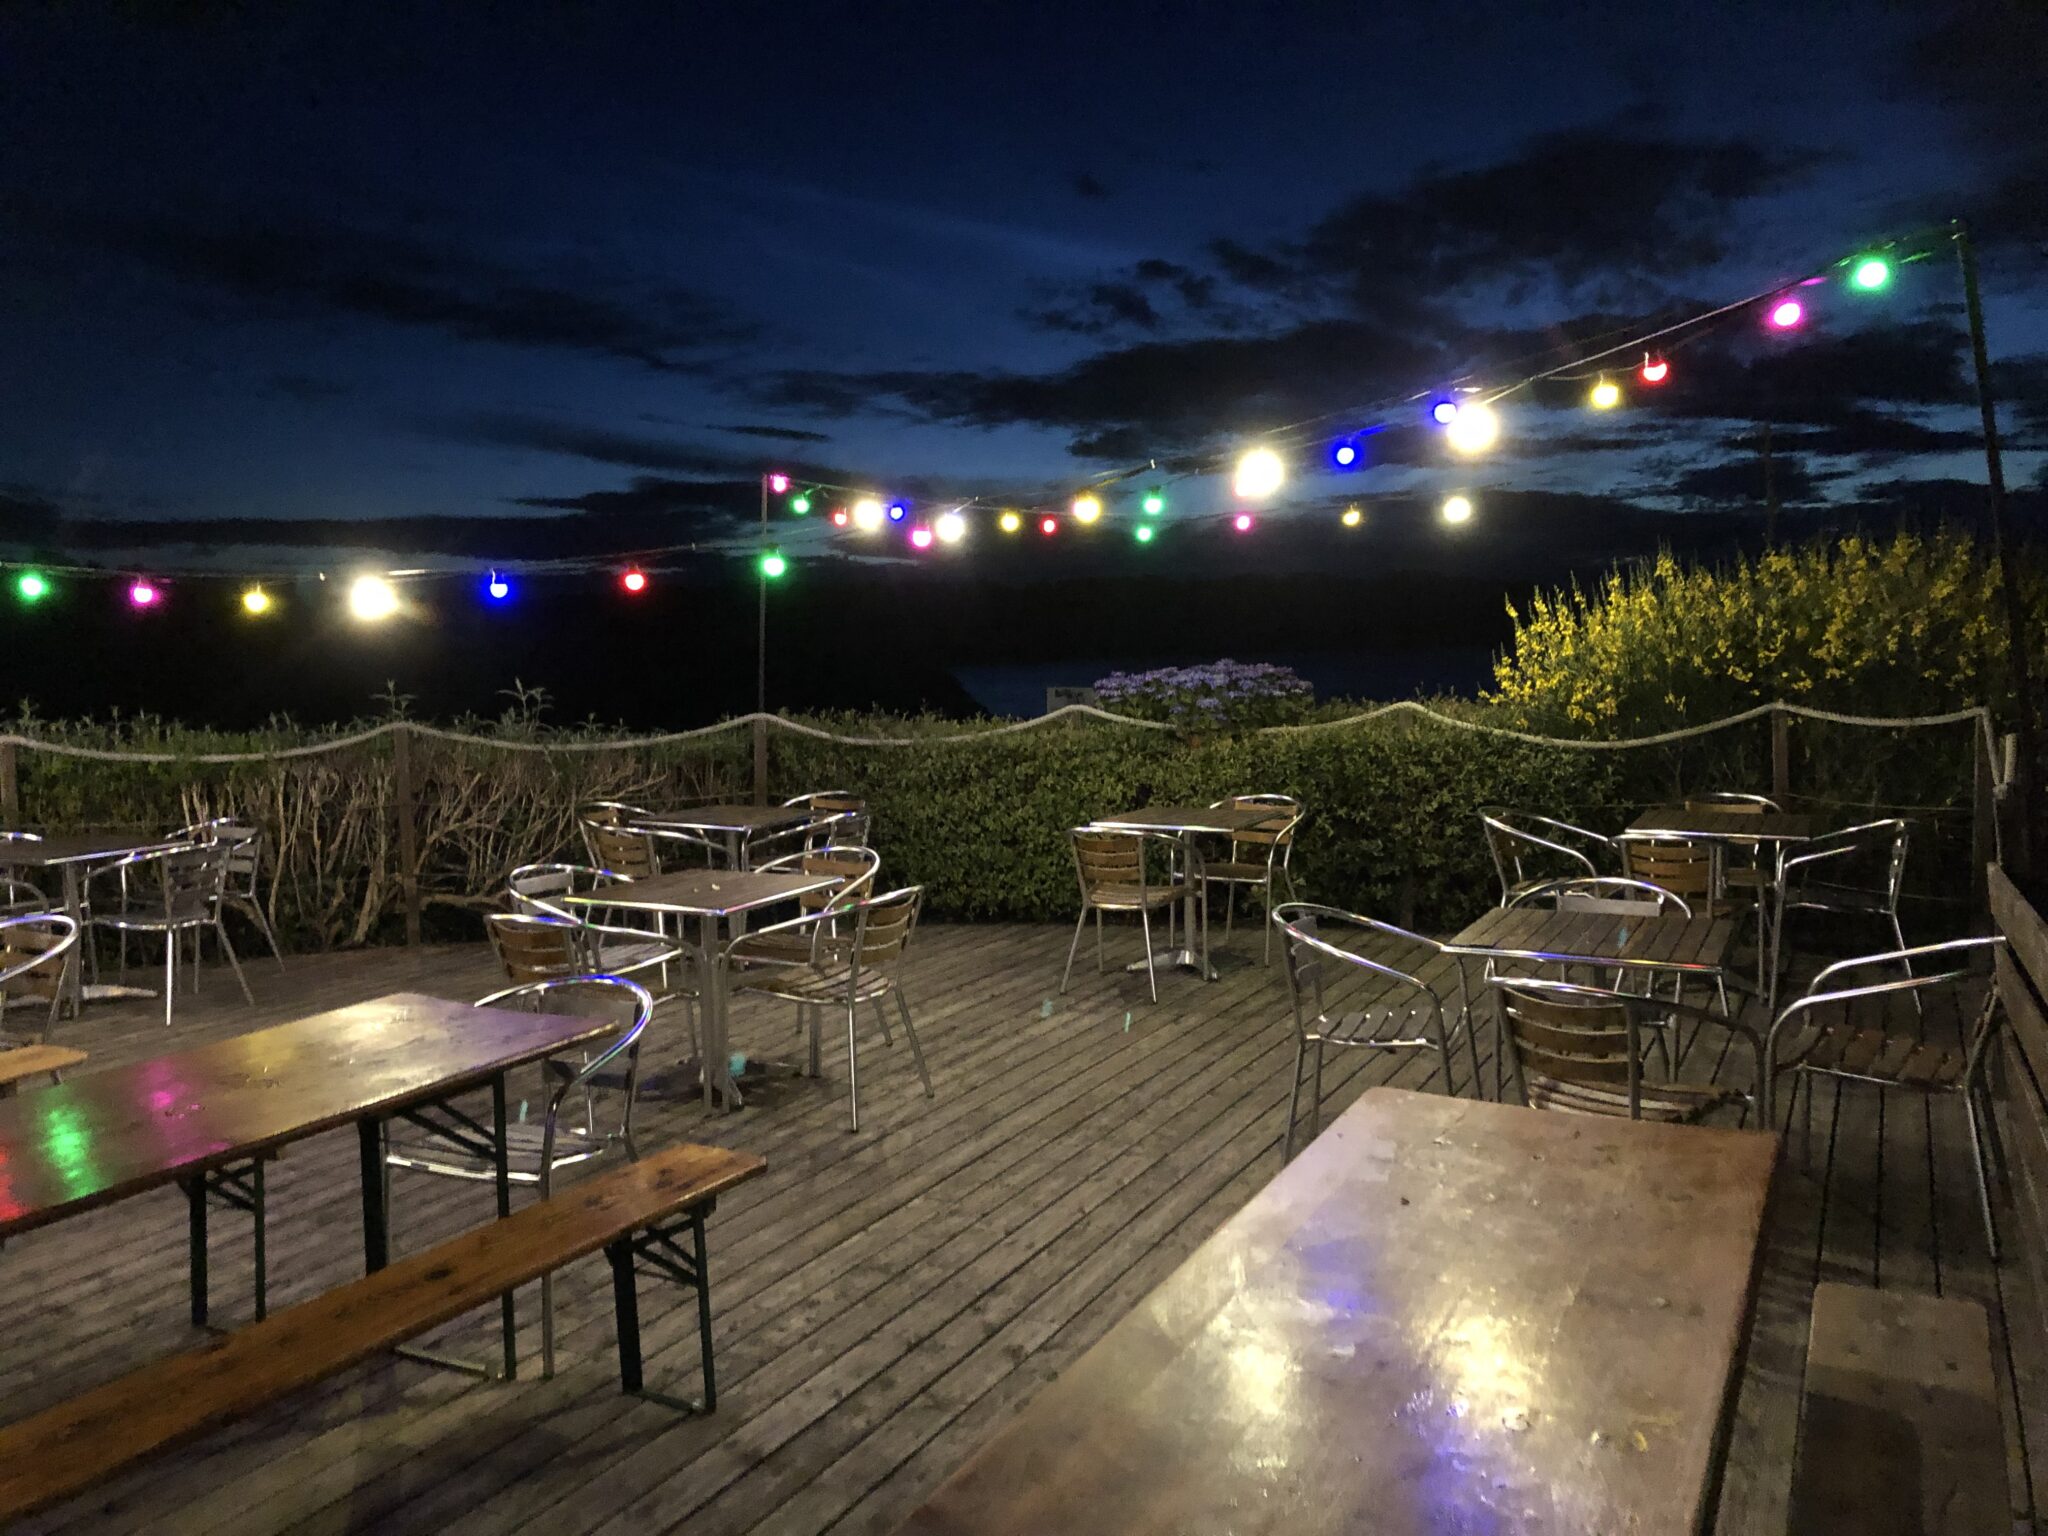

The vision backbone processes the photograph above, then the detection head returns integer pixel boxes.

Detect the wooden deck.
[3,920,2045,1534]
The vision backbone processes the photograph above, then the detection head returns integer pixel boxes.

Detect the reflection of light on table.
[1227,1335,1294,1419]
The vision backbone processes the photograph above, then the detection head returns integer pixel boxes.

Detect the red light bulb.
[621,568,648,594]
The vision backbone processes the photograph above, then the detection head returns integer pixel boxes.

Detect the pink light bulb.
[1233,513,1254,532]
[1768,298,1803,330]
[128,579,159,608]
[768,472,790,493]
[910,526,935,549]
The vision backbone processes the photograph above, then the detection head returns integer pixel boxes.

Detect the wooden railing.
[1991,865,2048,1332]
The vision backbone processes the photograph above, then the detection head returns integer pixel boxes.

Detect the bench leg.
[184,1174,208,1327]
[606,1205,717,1413]
[494,1074,517,1383]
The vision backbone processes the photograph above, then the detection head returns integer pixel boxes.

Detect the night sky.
[0,3,2045,716]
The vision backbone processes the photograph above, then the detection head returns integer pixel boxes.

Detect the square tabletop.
[894,1087,1778,1536]
[1628,806,1823,843]
[0,992,620,1238]
[1447,902,1737,974]
[636,803,811,835]
[0,830,181,868]
[562,868,835,918]
[1090,805,1281,837]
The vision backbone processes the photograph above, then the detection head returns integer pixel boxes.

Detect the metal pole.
[753,475,769,804]
[1956,219,2037,873]
[1760,420,1779,547]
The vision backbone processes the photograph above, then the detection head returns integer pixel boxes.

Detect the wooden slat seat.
[1524,1072,1744,1123]
[1789,1024,1966,1089]
[0,1043,87,1095]
[1789,1282,2005,1534]
[0,1140,765,1526]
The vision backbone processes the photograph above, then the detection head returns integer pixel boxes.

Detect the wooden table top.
[563,868,836,918]
[896,1087,1778,1536]
[637,803,810,834]
[1628,806,1823,843]
[1446,904,1737,973]
[0,992,619,1238]
[0,830,180,868]
[1091,805,1280,836]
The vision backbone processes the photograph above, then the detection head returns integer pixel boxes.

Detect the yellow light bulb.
[1444,402,1500,455]
[1233,447,1285,500]
[1071,493,1102,523]
[1341,504,1363,528]
[241,585,272,615]
[851,497,886,532]
[1441,495,1474,525]
[1589,377,1622,410]
[998,510,1022,533]
[348,575,399,621]
[935,510,967,544]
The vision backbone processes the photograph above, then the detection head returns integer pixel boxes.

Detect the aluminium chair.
[1061,829,1203,1004]
[729,846,883,968]
[1479,808,1617,907]
[0,912,80,1046]
[1272,903,1469,1160]
[748,791,870,862]
[1488,973,1763,1127]
[172,817,285,968]
[502,867,696,1014]
[1771,818,1915,1010]
[1202,794,1303,965]
[382,974,651,1376]
[1764,936,2004,1255]
[88,842,252,1026]
[728,885,932,1133]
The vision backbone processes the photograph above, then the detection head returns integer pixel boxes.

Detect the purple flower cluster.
[1094,659,1314,731]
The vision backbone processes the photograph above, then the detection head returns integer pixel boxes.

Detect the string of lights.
[0,228,1951,622]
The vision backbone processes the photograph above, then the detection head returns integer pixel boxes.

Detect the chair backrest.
[1786,818,1911,908]
[112,842,229,919]
[508,862,623,919]
[1619,835,1721,903]
[1509,875,1690,920]
[1272,901,1444,1045]
[485,912,586,984]
[472,975,652,1186]
[1,877,51,916]
[1491,977,1649,1116]
[1070,829,1150,901]
[837,885,922,978]
[0,913,79,1035]
[1215,794,1302,864]
[584,823,659,879]
[1478,807,1610,906]
[760,845,882,913]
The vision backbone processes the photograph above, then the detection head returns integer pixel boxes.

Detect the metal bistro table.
[635,804,813,870]
[894,1086,1779,1535]
[0,830,184,1014]
[1446,903,1738,1101]
[1628,806,1823,1004]
[1087,804,1282,980]
[0,992,620,1379]
[563,867,836,1110]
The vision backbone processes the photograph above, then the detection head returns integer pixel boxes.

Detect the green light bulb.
[790,492,811,515]
[1141,489,1164,516]
[16,571,48,602]
[1134,525,1155,544]
[1850,256,1891,291]
[760,551,788,579]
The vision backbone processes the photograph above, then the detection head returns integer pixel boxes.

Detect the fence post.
[752,715,769,806]
[1974,715,1996,911]
[392,724,423,947]
[1770,706,1791,801]
[0,740,17,827]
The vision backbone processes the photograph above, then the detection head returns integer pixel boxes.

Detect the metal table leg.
[493,1073,517,1380]
[1123,829,1216,980]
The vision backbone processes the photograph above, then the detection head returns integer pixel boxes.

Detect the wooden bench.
[1788,1282,2006,1534]
[0,1043,86,1097]
[0,1140,764,1524]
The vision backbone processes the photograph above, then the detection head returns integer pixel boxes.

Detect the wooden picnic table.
[895,1086,1779,1535]
[0,991,619,1366]
[1086,805,1280,981]
[563,868,836,1110]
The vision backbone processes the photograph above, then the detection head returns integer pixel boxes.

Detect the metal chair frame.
[89,842,252,1026]
[727,885,932,1132]
[1201,794,1304,965]
[1272,902,1467,1160]
[0,876,51,918]
[1061,829,1203,1003]
[171,816,286,967]
[1479,808,1617,907]
[1487,973,1765,1126]
[1764,936,2005,1255]
[0,911,81,1047]
[384,974,653,1377]
[1770,818,1914,1009]
[732,846,885,968]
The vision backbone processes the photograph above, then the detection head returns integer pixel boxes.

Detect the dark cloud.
[1720,412,1983,460]
[429,411,770,477]
[1070,171,1110,199]
[706,422,834,444]
[261,372,353,403]
[17,201,758,372]
[1668,454,1828,507]
[510,475,753,532]
[1023,280,1163,336]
